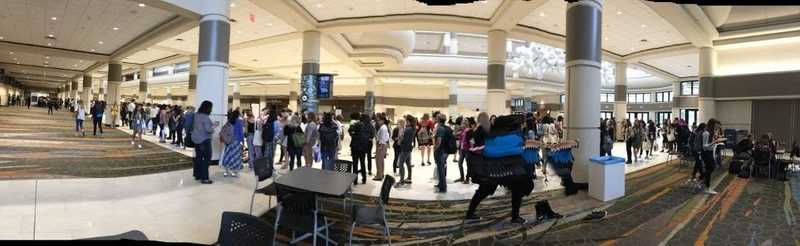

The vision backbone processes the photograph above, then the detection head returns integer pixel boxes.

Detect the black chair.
[273,183,334,245]
[335,159,352,173]
[217,211,273,246]
[80,230,148,241]
[752,149,772,179]
[250,157,275,215]
[349,175,395,245]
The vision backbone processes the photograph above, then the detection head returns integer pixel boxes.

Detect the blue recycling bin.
[588,155,626,201]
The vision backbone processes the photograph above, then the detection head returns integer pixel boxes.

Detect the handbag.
[291,132,306,148]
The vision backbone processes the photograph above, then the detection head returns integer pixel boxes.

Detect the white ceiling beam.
[111,16,197,61]
[715,28,800,47]
[317,15,491,35]
[136,0,202,20]
[642,2,712,47]
[718,21,800,40]
[0,41,108,62]
[624,43,696,63]
[230,32,303,51]
[251,0,317,31]
[684,5,719,40]
[0,62,83,75]
[630,62,679,81]
[490,0,548,31]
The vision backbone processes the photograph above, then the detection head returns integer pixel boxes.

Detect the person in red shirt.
[417,113,434,166]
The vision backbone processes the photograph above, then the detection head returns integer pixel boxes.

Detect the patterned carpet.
[262,159,800,245]
[0,106,193,179]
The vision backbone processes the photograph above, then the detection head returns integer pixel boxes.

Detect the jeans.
[288,147,302,170]
[246,133,255,167]
[434,150,448,192]
[194,139,212,180]
[75,119,84,132]
[93,115,103,135]
[351,149,367,184]
[625,138,633,162]
[158,123,166,141]
[397,151,412,181]
[151,118,158,135]
[457,149,468,180]
[321,147,336,170]
[263,142,275,167]
[692,152,703,179]
[392,146,400,174]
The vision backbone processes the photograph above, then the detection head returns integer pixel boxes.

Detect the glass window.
[560,94,566,104]
[656,112,671,125]
[626,112,649,122]
[173,62,190,74]
[627,93,650,103]
[600,93,615,102]
[122,73,135,81]
[643,93,651,103]
[152,65,172,77]
[601,111,613,120]
[655,91,672,102]
[681,81,699,96]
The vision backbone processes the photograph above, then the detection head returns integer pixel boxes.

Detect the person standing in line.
[395,116,416,186]
[244,109,257,169]
[348,113,371,185]
[110,102,119,128]
[464,112,491,221]
[608,117,616,143]
[417,113,434,166]
[261,109,277,168]
[221,109,244,177]
[75,100,86,137]
[391,120,402,175]
[334,114,345,160]
[623,119,633,164]
[689,123,707,184]
[700,118,722,194]
[284,115,304,171]
[433,113,450,193]
[91,100,105,136]
[150,104,159,135]
[120,102,128,127]
[167,107,177,142]
[173,108,184,147]
[318,112,339,171]
[274,112,287,168]
[374,114,390,181]
[47,98,54,115]
[131,104,146,149]
[455,117,475,184]
[303,112,319,167]
[158,105,168,143]
[365,113,376,176]
[192,101,217,184]
[631,120,644,162]
[252,109,265,162]
[646,120,657,158]
[127,100,136,129]
[182,106,195,150]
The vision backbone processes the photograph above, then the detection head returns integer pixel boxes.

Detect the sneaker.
[465,214,482,221]
[510,217,527,224]
[372,177,382,181]
[454,178,465,183]
[131,141,135,145]
[704,188,718,195]
[403,180,412,184]
[137,144,142,149]
[231,172,238,178]
[200,179,213,184]
[223,172,229,177]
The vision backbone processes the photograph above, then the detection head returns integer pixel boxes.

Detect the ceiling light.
[16,62,19,64]
[90,49,95,52]
[230,3,236,7]
[12,58,17,60]
[640,24,647,28]
[138,3,146,7]
[47,34,54,38]
[51,17,57,21]
[45,56,50,59]
[47,43,52,46]
[236,30,242,34]
[97,41,103,44]
[9,51,13,55]
[267,23,273,26]
[315,3,323,8]
[539,12,545,17]
[79,60,83,63]
[112,27,119,30]
[603,37,608,41]
[616,11,622,15]
[0,36,3,40]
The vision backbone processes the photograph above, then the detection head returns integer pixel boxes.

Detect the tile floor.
[0,122,672,243]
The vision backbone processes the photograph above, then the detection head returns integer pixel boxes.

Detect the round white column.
[697,47,716,124]
[195,0,231,161]
[81,74,92,110]
[231,81,240,109]
[564,0,602,184]
[288,79,299,112]
[138,68,149,104]
[301,30,321,113]
[613,62,628,140]
[448,79,459,117]
[486,29,509,116]
[187,55,198,107]
[671,80,680,117]
[105,61,123,126]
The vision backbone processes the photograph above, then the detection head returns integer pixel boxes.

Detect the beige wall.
[716,100,752,131]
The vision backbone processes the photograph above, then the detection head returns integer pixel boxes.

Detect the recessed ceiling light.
[45,56,50,59]
[640,24,647,28]
[138,3,146,7]
[112,27,119,30]
[90,49,95,52]
[267,23,273,26]
[230,3,236,7]
[616,11,623,15]
[47,43,52,46]
[97,41,103,44]
[0,36,4,40]
[236,30,242,34]
[9,51,13,55]
[539,12,545,17]
[603,37,608,41]
[176,38,184,42]
[51,17,57,21]
[79,60,83,63]
[315,3,323,8]
[12,57,17,60]
[47,34,54,38]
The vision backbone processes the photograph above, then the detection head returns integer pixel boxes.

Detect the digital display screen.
[316,74,333,99]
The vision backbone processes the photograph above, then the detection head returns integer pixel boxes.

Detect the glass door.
[600,111,613,120]
[680,109,698,127]
[627,112,650,122]
[656,112,671,125]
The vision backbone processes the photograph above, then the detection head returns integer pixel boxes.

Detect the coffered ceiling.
[294,0,502,21]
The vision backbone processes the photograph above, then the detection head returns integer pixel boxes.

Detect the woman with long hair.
[74,100,86,137]
[303,112,319,167]
[417,113,434,166]
[192,101,217,184]
[699,118,722,194]
[284,115,304,170]
[221,109,244,177]
[131,104,146,149]
[395,115,416,186]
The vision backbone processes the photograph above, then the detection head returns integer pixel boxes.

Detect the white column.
[364,77,375,115]
[486,29,509,116]
[231,81,240,109]
[697,47,716,124]
[81,74,92,110]
[187,55,198,107]
[165,86,173,105]
[259,96,267,113]
[448,79,458,117]
[138,68,149,104]
[671,80,680,117]
[301,30,321,113]
[195,0,231,161]
[613,62,628,140]
[105,61,123,126]
[288,79,299,112]
[565,0,602,184]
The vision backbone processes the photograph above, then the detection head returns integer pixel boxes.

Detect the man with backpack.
[434,114,457,193]
[318,112,339,171]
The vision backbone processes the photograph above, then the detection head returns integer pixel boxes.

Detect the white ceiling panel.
[294,0,502,21]
[519,0,688,55]
[640,53,698,78]
[123,48,178,65]
[0,48,92,71]
[413,32,443,51]
[0,0,175,54]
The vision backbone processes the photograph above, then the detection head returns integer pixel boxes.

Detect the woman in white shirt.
[374,115,390,181]
[75,101,86,137]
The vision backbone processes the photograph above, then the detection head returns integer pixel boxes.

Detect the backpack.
[220,123,234,145]
[319,124,338,149]
[692,131,704,153]
[261,120,275,143]
[440,126,458,154]
[290,129,306,148]
[183,114,195,148]
[484,132,524,158]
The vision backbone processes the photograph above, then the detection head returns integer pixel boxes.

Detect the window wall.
[681,81,699,96]
[151,62,191,78]
[627,93,651,103]
[627,112,650,122]
[601,111,613,120]
[680,109,699,127]
[656,112,671,125]
[600,93,615,103]
[655,91,672,102]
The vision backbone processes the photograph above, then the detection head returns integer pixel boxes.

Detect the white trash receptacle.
[588,156,626,202]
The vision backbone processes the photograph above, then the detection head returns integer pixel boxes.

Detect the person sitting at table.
[791,141,799,159]
[733,134,754,159]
